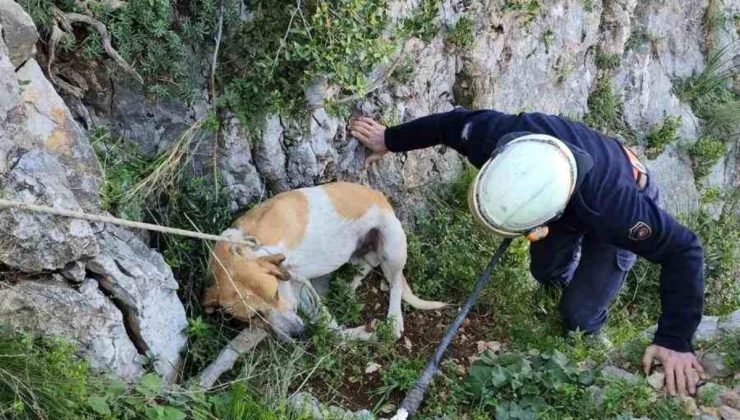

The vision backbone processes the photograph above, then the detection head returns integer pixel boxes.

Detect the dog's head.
[203,235,305,340]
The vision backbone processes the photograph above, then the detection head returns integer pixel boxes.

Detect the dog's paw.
[391,319,404,340]
[337,325,374,341]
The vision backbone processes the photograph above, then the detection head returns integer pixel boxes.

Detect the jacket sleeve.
[384,108,489,153]
[579,188,705,352]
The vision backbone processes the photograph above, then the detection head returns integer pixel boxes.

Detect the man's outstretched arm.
[349,109,488,165]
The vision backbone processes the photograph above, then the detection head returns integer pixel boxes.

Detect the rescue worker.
[349,108,705,397]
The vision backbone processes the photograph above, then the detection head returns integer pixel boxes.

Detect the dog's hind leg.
[348,254,379,292]
[377,217,408,340]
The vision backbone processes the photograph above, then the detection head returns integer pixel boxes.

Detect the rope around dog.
[0,198,258,248]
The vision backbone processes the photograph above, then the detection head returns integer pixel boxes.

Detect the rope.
[0,198,258,248]
[391,238,513,420]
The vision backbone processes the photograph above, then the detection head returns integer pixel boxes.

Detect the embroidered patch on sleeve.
[628,221,652,241]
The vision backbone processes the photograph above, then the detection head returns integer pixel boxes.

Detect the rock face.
[87,226,188,382]
[0,278,144,380]
[0,0,37,68]
[0,150,98,272]
[76,0,738,221]
[0,6,187,382]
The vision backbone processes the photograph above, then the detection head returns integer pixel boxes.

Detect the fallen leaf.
[404,336,412,350]
[476,340,502,353]
[365,362,382,374]
[379,403,395,414]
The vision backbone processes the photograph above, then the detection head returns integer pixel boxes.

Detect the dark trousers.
[529,174,659,334]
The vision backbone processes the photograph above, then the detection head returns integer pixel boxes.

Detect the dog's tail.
[401,276,448,310]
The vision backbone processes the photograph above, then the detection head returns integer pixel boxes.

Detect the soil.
[301,274,505,412]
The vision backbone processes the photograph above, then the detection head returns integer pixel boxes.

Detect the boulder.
[15,59,102,210]
[718,310,740,335]
[702,351,732,379]
[694,315,721,343]
[0,0,38,68]
[0,150,98,272]
[0,278,144,379]
[87,226,188,383]
[601,365,639,384]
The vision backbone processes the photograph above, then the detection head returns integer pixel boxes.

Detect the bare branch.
[53,7,144,84]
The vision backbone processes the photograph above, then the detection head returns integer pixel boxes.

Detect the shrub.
[446,16,474,51]
[583,78,635,142]
[688,135,725,180]
[398,0,441,42]
[222,0,395,128]
[645,115,681,159]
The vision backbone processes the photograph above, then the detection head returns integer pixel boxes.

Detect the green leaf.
[87,395,112,416]
[136,373,163,398]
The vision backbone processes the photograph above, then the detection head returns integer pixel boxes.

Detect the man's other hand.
[642,344,704,396]
[349,117,387,167]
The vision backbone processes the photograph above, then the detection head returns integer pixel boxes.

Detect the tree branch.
[53,7,143,84]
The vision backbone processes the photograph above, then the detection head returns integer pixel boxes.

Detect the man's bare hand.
[642,344,704,396]
[349,117,387,167]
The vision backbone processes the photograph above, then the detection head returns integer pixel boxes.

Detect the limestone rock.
[0,150,98,272]
[694,316,721,343]
[647,372,665,391]
[681,395,700,416]
[601,365,639,384]
[719,310,740,335]
[644,147,700,215]
[0,278,144,379]
[720,405,740,420]
[600,0,638,56]
[631,0,707,79]
[721,390,740,411]
[0,30,20,124]
[87,86,191,156]
[87,226,188,383]
[253,114,290,193]
[702,351,732,379]
[0,0,38,68]
[462,0,600,114]
[15,59,102,210]
[219,116,265,211]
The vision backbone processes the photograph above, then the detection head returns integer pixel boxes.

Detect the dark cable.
[396,238,513,417]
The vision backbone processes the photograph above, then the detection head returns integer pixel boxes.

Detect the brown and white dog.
[202,182,447,341]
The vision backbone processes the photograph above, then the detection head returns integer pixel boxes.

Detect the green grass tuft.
[676,46,740,141]
[583,78,635,142]
[595,47,621,70]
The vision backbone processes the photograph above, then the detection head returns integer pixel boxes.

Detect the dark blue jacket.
[384,108,705,353]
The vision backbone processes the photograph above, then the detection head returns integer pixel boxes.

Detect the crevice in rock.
[89,271,149,355]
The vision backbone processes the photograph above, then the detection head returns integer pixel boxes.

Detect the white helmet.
[468,134,577,237]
